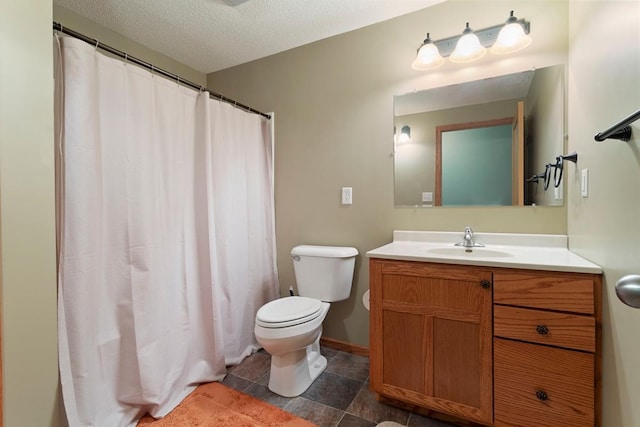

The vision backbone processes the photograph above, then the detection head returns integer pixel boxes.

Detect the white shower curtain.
[56,36,279,427]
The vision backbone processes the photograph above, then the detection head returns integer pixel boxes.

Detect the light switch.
[422,192,433,202]
[341,187,352,205]
[581,169,589,197]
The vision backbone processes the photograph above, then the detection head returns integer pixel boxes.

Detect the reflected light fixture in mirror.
[399,125,411,143]
[411,10,531,70]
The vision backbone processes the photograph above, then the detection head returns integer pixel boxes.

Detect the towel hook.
[543,163,558,191]
[526,172,546,184]
[553,151,578,188]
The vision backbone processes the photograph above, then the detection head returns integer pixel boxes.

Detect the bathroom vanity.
[367,231,602,427]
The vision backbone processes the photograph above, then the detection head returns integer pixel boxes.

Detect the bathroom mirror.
[394,64,565,207]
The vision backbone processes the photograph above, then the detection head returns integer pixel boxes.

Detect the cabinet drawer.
[494,305,596,352]
[493,271,594,314]
[494,338,594,427]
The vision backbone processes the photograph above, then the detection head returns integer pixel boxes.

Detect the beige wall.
[0,1,59,426]
[567,1,640,426]
[54,6,206,87]
[208,1,569,347]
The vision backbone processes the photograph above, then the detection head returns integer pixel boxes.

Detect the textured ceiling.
[53,0,445,73]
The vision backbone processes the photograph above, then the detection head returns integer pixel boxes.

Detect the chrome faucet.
[455,226,484,248]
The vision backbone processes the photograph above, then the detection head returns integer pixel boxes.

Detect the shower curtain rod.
[53,22,271,120]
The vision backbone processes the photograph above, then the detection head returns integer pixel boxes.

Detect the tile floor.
[223,347,458,427]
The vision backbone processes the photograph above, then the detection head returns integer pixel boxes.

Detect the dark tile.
[243,382,294,409]
[257,371,270,386]
[346,384,410,425]
[321,346,339,362]
[220,374,253,392]
[407,413,459,427]
[227,351,271,381]
[301,372,364,411]
[337,413,377,427]
[284,397,345,427]
[326,352,369,381]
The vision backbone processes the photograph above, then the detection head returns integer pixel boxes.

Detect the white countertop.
[366,231,602,274]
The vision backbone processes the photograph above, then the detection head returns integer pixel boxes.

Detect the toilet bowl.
[254,296,330,397]
[254,245,358,397]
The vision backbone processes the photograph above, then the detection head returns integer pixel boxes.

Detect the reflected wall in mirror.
[394,64,565,207]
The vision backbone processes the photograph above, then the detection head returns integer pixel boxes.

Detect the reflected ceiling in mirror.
[394,64,565,208]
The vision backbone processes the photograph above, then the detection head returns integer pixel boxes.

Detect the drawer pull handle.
[480,280,491,289]
[535,390,549,401]
[536,325,549,335]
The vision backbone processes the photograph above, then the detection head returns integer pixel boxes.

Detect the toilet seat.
[256,296,323,328]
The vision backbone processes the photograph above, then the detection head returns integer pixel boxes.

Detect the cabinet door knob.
[535,390,548,401]
[480,280,491,289]
[536,325,549,335]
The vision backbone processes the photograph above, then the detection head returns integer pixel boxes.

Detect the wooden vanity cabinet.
[369,259,494,425]
[369,260,602,427]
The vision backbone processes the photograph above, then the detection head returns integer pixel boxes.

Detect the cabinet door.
[369,260,493,425]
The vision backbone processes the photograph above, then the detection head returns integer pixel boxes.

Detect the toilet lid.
[256,296,323,327]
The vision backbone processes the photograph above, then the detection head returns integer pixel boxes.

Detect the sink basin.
[426,247,514,258]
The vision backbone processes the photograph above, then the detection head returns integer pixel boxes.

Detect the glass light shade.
[412,42,445,70]
[490,22,532,54]
[399,126,411,143]
[450,32,486,63]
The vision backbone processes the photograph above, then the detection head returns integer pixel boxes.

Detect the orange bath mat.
[137,382,315,426]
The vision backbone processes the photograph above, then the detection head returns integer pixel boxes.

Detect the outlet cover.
[341,187,353,205]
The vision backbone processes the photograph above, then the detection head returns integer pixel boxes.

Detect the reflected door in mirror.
[436,114,524,206]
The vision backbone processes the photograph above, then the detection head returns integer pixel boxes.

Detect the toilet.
[254,245,358,397]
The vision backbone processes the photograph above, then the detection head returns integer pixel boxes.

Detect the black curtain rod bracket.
[53,22,271,120]
[594,108,640,142]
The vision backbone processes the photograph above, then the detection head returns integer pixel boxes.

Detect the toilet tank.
[291,245,358,302]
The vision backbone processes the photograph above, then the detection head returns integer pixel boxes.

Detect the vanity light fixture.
[399,125,411,143]
[411,10,531,71]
